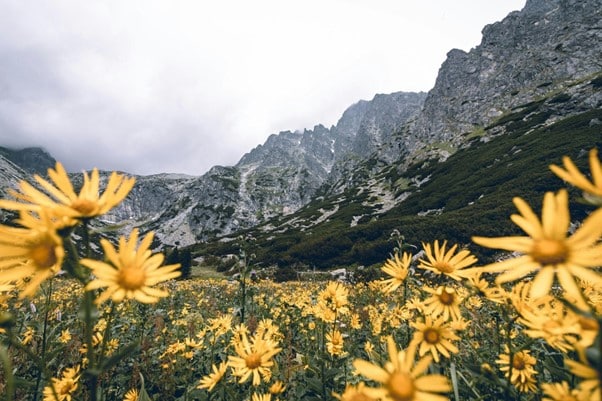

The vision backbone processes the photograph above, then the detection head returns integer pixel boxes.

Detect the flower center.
[512,354,526,370]
[245,352,262,369]
[434,261,454,273]
[531,239,568,265]
[438,289,455,305]
[71,198,98,216]
[30,243,58,269]
[387,372,415,401]
[117,266,146,290]
[424,328,440,344]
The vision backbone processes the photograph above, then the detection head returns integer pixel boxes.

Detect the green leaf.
[99,341,140,371]
[139,373,154,401]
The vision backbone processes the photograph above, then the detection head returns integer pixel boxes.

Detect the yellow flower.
[496,348,538,393]
[0,162,135,220]
[565,355,601,401]
[333,382,377,401]
[542,381,587,401]
[462,270,507,304]
[410,316,460,363]
[209,314,233,338]
[251,393,272,401]
[352,336,451,401]
[228,331,281,386]
[319,281,349,311]
[0,211,64,298]
[326,329,345,356]
[43,365,80,401]
[381,252,411,293]
[364,341,375,358]
[350,313,362,329]
[473,190,602,310]
[123,389,139,401]
[256,318,283,342]
[197,362,228,392]
[82,229,181,304]
[422,286,463,322]
[418,240,477,280]
[518,299,582,353]
[59,329,72,344]
[550,148,602,205]
[22,326,35,345]
[269,380,286,395]
[465,295,482,310]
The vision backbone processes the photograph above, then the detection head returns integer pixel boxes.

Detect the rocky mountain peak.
[409,0,601,157]
[0,146,56,176]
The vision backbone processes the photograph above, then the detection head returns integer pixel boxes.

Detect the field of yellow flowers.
[1,149,601,401]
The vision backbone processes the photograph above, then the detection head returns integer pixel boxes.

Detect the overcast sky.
[0,1,525,176]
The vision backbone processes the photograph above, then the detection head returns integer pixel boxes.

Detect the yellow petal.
[589,148,602,188]
[353,359,389,384]
[513,197,543,236]
[567,207,602,247]
[556,268,589,310]
[529,267,555,299]
[495,260,540,283]
[47,162,78,199]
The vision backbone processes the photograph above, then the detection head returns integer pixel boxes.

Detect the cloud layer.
[0,1,525,175]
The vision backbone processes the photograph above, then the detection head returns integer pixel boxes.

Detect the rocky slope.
[407,0,601,161]
[103,90,427,245]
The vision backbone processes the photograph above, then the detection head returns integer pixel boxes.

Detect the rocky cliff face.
[105,90,426,245]
[408,0,602,159]
[0,154,27,221]
[0,146,55,176]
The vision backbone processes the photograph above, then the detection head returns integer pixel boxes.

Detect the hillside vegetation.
[195,105,602,273]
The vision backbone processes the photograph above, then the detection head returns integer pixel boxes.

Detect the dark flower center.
[30,243,57,269]
[438,289,455,305]
[424,328,440,344]
[245,352,262,369]
[532,239,568,265]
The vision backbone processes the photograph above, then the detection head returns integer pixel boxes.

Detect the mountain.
[98,90,427,246]
[0,146,56,176]
[0,146,55,222]
[1,0,601,272]
[192,0,602,268]
[408,0,601,160]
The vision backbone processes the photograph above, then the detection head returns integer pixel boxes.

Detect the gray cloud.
[0,0,525,176]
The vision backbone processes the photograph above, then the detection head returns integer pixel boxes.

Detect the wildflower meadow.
[0,148,601,400]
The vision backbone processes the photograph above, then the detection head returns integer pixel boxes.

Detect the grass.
[191,265,227,280]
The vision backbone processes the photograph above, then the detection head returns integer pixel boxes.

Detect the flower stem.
[33,278,55,399]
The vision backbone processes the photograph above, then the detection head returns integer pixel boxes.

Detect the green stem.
[240,273,246,324]
[74,220,99,401]
[504,307,516,401]
[84,289,99,401]
[33,278,55,401]
[320,320,326,399]
[98,303,117,368]
[0,345,14,401]
[82,219,92,259]
[5,328,59,401]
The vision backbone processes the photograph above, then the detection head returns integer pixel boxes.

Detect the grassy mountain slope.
[195,100,602,272]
